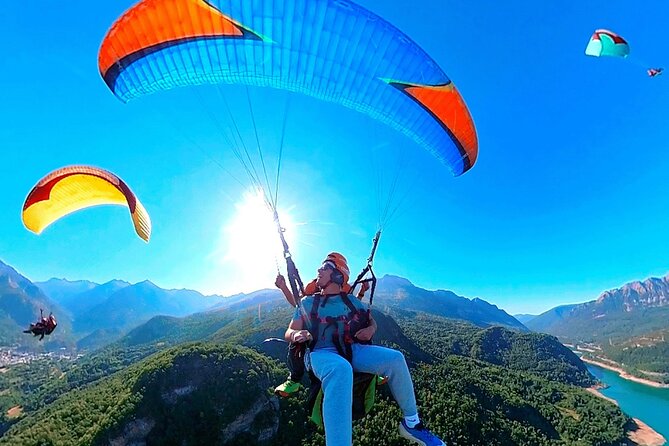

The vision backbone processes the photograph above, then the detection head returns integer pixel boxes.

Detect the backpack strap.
[331,316,353,362]
[341,293,372,346]
[308,295,321,350]
[340,292,359,314]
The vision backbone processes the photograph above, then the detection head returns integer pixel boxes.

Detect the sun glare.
[218,189,297,294]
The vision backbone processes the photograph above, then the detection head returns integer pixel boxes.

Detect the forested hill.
[0,341,632,446]
[98,305,592,387]
[0,344,287,445]
[392,312,593,387]
[1,306,600,438]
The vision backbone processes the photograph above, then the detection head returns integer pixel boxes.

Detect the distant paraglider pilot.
[648,68,664,77]
[23,309,57,341]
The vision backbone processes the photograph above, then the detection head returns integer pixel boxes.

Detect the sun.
[218,188,297,293]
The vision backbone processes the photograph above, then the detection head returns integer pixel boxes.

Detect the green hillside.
[0,342,631,446]
[1,343,286,445]
[1,305,595,436]
[1,305,631,445]
[395,313,593,387]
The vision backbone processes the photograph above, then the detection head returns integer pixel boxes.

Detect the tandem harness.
[306,292,371,360]
[304,292,377,427]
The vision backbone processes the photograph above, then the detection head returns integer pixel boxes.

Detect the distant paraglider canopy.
[22,165,151,242]
[585,29,662,78]
[585,29,630,58]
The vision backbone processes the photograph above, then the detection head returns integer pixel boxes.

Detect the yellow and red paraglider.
[22,165,151,242]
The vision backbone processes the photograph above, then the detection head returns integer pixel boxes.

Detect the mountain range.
[372,275,528,331]
[36,278,128,319]
[527,273,669,382]
[527,274,669,342]
[0,259,527,351]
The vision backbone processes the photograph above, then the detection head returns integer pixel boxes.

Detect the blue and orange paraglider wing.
[22,165,151,242]
[99,0,478,176]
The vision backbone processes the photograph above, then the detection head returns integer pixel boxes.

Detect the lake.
[587,364,669,439]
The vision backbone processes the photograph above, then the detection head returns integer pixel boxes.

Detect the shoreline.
[586,387,666,446]
[581,357,669,389]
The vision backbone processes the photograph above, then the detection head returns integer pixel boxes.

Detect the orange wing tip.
[99,0,268,87]
[384,79,478,174]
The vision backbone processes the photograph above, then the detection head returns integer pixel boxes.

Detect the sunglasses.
[318,261,337,272]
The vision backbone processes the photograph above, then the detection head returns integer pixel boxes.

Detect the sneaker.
[399,420,446,446]
[274,379,302,397]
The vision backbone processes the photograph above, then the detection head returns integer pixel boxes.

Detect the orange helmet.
[323,252,350,286]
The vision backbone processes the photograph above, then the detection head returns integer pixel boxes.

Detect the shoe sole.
[398,423,446,446]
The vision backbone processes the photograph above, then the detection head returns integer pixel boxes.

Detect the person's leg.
[351,344,446,445]
[287,342,305,381]
[311,349,353,446]
[275,343,305,397]
[350,344,417,416]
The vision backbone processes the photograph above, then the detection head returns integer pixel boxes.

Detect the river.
[587,364,669,439]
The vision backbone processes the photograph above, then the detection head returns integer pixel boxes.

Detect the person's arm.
[356,281,370,300]
[285,318,311,343]
[275,274,297,307]
[368,313,377,333]
[354,312,376,341]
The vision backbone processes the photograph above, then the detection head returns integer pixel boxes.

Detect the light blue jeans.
[310,344,418,446]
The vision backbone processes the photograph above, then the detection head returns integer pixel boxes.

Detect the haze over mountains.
[6,255,669,357]
[36,278,128,318]
[0,259,525,351]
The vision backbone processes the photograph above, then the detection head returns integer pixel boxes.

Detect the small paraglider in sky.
[585,29,662,78]
[22,165,152,242]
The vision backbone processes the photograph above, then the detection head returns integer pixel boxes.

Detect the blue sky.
[1,1,668,315]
